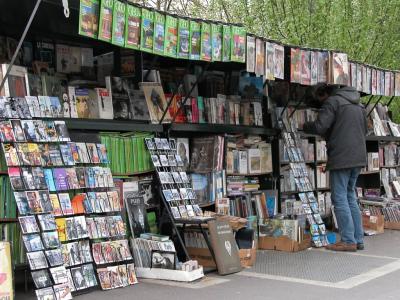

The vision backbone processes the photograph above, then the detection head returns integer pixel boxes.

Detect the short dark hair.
[313,83,335,99]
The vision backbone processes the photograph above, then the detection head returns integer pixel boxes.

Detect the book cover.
[105,76,132,119]
[222,24,231,62]
[177,18,190,59]
[140,8,154,53]
[246,36,255,73]
[290,48,301,83]
[208,220,242,275]
[86,143,100,163]
[56,44,81,74]
[230,26,246,63]
[53,168,69,191]
[0,121,15,142]
[211,23,222,61]
[27,251,48,270]
[265,42,275,80]
[14,191,32,215]
[54,121,70,142]
[11,119,26,142]
[153,12,165,55]
[67,86,79,118]
[3,143,19,166]
[8,167,24,190]
[124,181,149,237]
[300,50,311,85]
[200,22,211,61]
[59,144,75,166]
[140,82,171,124]
[189,20,201,60]
[23,234,44,252]
[125,4,141,49]
[111,0,126,47]
[49,194,62,216]
[130,89,150,121]
[32,270,52,289]
[98,0,113,42]
[75,88,90,118]
[79,0,99,38]
[310,51,319,85]
[395,72,400,97]
[255,38,265,76]
[164,15,178,58]
[97,144,109,163]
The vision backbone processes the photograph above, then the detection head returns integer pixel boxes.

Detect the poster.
[0,242,13,300]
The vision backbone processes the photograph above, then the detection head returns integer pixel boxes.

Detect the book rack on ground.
[275,109,328,247]
[0,100,138,299]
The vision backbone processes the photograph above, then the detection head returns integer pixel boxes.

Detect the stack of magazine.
[279,109,328,247]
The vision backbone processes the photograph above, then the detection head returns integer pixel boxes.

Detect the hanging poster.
[164,15,178,58]
[125,4,141,49]
[385,71,391,96]
[265,42,274,80]
[211,23,222,61]
[255,38,264,76]
[222,24,231,62]
[79,0,100,39]
[371,68,377,95]
[395,72,400,96]
[310,51,318,85]
[356,64,362,92]
[317,51,329,83]
[365,67,371,95]
[246,36,255,73]
[290,48,301,83]
[111,0,126,47]
[98,0,113,42]
[350,62,357,89]
[200,22,212,61]
[380,70,385,96]
[274,44,285,80]
[390,72,395,96]
[153,11,165,55]
[376,69,382,95]
[189,20,201,60]
[300,50,311,85]
[230,26,246,63]
[140,8,154,53]
[332,52,349,85]
[177,18,190,59]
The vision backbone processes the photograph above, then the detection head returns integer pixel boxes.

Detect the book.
[189,20,201,60]
[274,44,285,79]
[208,220,242,275]
[111,0,126,46]
[79,0,99,38]
[56,44,81,74]
[75,88,90,118]
[32,269,53,289]
[130,89,150,121]
[164,15,178,58]
[106,76,132,119]
[98,0,114,42]
[230,26,246,63]
[0,64,29,97]
[125,4,141,49]
[140,8,154,53]
[27,251,48,270]
[300,50,311,85]
[54,121,70,142]
[332,52,349,85]
[87,88,113,119]
[140,82,172,124]
[124,181,148,237]
[290,48,301,83]
[200,22,211,61]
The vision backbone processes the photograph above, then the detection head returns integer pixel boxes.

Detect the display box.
[384,221,400,230]
[187,244,257,268]
[258,235,311,252]
[135,266,204,282]
[362,214,384,234]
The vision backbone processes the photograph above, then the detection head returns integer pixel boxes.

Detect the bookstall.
[1,0,400,299]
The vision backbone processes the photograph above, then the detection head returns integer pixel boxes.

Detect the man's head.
[313,83,333,102]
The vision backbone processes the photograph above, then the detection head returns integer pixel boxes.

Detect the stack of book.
[100,132,153,174]
[190,171,226,206]
[225,135,272,175]
[280,165,315,193]
[190,136,224,173]
[316,165,329,189]
[368,104,400,137]
[363,152,380,172]
[287,108,317,130]
[380,143,399,166]
[316,141,327,161]
[281,138,314,162]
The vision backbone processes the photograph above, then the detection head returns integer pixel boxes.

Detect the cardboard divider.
[258,235,311,252]
[384,221,400,230]
[362,214,384,234]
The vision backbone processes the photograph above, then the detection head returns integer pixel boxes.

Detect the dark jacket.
[303,86,367,170]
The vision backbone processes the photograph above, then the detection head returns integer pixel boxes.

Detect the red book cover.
[191,97,199,123]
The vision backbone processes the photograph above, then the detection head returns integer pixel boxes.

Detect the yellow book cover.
[56,218,67,242]
[0,242,13,300]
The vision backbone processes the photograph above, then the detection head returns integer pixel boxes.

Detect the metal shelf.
[64,119,164,132]
[112,170,155,177]
[167,123,278,136]
[0,218,18,223]
[366,136,400,142]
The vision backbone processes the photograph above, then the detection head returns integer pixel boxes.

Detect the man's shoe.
[357,243,365,250]
[325,242,357,252]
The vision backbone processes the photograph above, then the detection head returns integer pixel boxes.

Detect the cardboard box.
[384,221,400,230]
[136,266,204,282]
[362,214,384,234]
[258,235,311,252]
[187,244,257,268]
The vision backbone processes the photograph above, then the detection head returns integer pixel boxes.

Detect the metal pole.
[364,95,374,108]
[0,0,42,92]
[386,95,396,108]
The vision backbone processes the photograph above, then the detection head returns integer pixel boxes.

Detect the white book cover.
[67,86,78,118]
[239,150,248,174]
[248,148,261,174]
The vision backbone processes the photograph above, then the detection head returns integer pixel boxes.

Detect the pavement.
[16,230,400,300]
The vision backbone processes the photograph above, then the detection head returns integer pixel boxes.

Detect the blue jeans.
[330,168,364,245]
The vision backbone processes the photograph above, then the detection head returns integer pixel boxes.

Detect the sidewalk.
[17,230,400,300]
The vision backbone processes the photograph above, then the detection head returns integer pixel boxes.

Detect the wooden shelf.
[0,218,18,223]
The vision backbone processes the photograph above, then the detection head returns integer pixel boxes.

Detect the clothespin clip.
[62,0,70,18]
